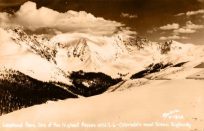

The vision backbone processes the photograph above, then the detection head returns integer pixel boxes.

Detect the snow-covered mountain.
[1,1,204,116]
[2,26,202,79]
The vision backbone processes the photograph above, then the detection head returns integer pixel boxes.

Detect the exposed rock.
[69,70,122,97]
[131,63,172,79]
[173,61,188,67]
[160,40,172,54]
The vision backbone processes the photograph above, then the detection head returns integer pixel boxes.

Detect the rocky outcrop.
[68,70,122,97]
[131,63,173,79]
[8,27,57,63]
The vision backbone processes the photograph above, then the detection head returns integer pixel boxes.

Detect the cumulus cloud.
[185,21,204,29]
[160,23,179,30]
[186,9,204,16]
[175,13,185,16]
[159,21,203,41]
[173,21,203,34]
[0,1,129,36]
[120,12,138,19]
[0,12,13,28]
[174,28,196,34]
[160,35,188,41]
[176,9,204,16]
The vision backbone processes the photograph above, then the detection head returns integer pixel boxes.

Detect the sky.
[0,0,204,45]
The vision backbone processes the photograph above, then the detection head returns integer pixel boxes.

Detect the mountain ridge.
[1,26,202,78]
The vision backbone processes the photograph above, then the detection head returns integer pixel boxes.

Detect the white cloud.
[175,13,185,16]
[186,9,204,16]
[160,35,188,41]
[173,21,203,34]
[176,9,204,17]
[0,1,129,36]
[160,23,180,30]
[120,12,138,19]
[185,21,204,29]
[0,12,10,22]
[174,28,196,34]
[0,12,13,28]
[159,21,203,41]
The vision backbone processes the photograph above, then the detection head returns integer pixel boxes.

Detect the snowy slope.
[0,28,71,84]
[0,78,203,131]
[2,25,203,79]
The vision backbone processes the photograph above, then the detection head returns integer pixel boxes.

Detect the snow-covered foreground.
[0,2,204,131]
[0,77,204,131]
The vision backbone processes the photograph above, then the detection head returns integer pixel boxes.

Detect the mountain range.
[0,14,204,115]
